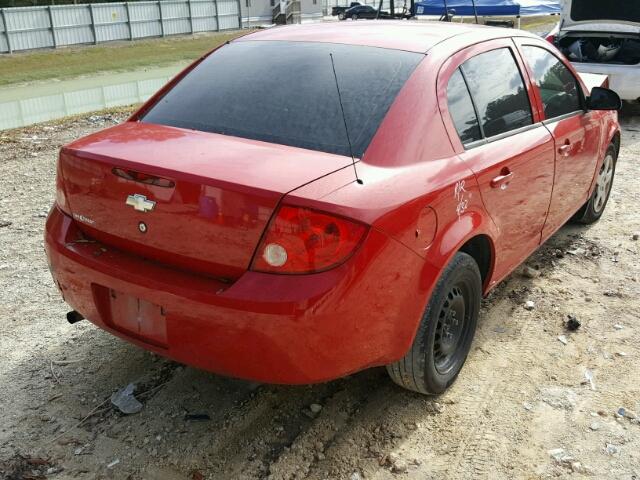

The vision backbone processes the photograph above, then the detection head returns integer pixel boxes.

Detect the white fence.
[0,0,242,53]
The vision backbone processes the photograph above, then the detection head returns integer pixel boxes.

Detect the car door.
[514,40,603,239]
[438,39,555,284]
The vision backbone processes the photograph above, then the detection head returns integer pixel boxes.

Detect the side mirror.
[587,87,622,111]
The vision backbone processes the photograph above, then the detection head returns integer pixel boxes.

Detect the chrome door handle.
[558,143,572,157]
[490,171,513,189]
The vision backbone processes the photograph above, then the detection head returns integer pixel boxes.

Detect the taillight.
[55,157,70,215]
[251,205,368,274]
[545,34,557,44]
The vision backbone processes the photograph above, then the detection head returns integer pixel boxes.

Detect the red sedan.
[45,21,621,394]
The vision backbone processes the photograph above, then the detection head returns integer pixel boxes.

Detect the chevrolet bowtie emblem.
[126,194,156,213]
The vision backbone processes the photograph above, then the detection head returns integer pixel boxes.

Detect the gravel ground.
[1,111,639,480]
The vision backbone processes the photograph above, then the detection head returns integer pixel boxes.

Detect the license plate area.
[105,288,168,348]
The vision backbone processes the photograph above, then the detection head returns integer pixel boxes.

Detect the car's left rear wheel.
[386,252,481,395]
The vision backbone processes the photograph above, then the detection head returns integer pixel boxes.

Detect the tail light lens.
[55,157,71,215]
[251,205,368,274]
[545,34,557,44]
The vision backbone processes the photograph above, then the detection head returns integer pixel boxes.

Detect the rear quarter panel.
[287,53,499,279]
[286,53,499,358]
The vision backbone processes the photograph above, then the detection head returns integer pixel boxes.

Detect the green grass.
[0,30,247,86]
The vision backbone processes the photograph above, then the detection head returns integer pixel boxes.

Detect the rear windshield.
[141,41,422,158]
[571,1,640,23]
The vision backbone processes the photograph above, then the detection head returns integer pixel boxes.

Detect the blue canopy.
[413,0,561,16]
[516,0,561,15]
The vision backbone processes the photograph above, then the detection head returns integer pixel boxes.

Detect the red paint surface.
[45,23,620,383]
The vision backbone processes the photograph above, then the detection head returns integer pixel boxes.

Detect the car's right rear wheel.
[386,252,481,395]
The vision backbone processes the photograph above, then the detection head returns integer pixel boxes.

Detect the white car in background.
[546,0,640,106]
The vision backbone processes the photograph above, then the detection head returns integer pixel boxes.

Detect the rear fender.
[419,169,498,287]
[395,204,497,360]
[394,174,498,356]
[422,205,498,295]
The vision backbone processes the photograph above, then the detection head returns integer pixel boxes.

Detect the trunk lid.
[561,0,640,33]
[60,122,352,280]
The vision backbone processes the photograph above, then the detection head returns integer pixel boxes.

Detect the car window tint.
[447,69,482,145]
[521,45,582,119]
[461,48,533,138]
[142,41,421,158]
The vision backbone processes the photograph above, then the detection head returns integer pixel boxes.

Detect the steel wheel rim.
[594,154,614,213]
[434,283,470,375]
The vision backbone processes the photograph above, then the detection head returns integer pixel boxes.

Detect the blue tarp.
[516,0,561,15]
[414,0,561,16]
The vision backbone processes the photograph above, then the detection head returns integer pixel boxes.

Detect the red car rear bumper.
[45,207,435,384]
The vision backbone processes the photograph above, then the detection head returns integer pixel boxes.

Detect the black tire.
[338,12,345,20]
[387,252,481,395]
[572,144,617,225]
[351,13,358,20]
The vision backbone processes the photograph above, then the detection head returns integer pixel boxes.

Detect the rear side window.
[521,46,582,119]
[460,48,533,138]
[447,69,482,145]
[142,41,422,158]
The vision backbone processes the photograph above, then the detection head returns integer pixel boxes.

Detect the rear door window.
[521,46,582,119]
[460,48,533,138]
[142,41,422,158]
[446,69,482,145]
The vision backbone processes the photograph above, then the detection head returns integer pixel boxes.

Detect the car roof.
[235,21,540,54]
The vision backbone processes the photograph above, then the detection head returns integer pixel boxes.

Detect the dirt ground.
[1,110,639,480]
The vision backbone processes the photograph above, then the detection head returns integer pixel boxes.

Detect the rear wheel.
[573,144,617,224]
[351,13,358,20]
[386,252,481,395]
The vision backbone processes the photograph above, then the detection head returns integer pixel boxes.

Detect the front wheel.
[573,144,617,224]
[338,12,345,19]
[351,13,358,20]
[387,252,481,395]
